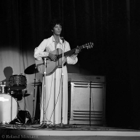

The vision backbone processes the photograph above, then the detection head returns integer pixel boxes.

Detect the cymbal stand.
[32,66,37,124]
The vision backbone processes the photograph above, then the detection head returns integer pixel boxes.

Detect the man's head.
[50,18,63,36]
[50,18,63,30]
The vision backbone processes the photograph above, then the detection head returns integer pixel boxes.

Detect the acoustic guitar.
[35,42,94,75]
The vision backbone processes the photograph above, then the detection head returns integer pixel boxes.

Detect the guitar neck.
[58,48,76,59]
[57,42,93,59]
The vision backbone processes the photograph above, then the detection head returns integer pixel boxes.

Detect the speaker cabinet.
[68,75,106,126]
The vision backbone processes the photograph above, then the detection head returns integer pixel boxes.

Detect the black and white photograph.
[0,0,140,140]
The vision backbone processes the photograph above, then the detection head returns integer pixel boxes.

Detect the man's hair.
[50,18,63,30]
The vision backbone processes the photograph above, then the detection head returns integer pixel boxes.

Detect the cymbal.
[24,64,38,74]
[11,93,30,98]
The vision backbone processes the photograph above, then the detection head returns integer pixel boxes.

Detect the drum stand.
[9,89,32,125]
[9,90,22,125]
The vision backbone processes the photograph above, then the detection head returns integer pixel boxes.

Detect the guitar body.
[35,48,66,75]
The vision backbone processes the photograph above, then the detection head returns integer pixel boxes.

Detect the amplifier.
[68,74,106,125]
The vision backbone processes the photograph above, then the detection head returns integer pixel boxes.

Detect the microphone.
[61,37,65,43]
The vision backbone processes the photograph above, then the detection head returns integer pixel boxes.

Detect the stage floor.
[1,124,140,137]
[1,124,140,140]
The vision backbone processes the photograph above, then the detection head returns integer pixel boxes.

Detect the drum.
[0,94,17,124]
[9,75,27,90]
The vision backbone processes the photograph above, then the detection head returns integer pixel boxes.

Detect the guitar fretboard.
[58,48,76,59]
[57,42,93,59]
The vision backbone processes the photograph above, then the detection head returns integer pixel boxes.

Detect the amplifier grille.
[69,80,105,126]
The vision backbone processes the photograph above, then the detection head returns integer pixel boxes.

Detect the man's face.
[53,24,62,35]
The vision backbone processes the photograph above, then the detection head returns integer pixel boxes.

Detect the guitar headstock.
[77,42,94,50]
[83,42,94,49]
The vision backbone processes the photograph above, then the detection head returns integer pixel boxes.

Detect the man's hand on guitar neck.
[75,47,81,55]
[48,53,58,62]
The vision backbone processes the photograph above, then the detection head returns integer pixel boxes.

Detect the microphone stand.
[59,39,72,128]
[53,61,56,127]
[42,57,48,128]
[60,39,65,127]
[35,57,48,129]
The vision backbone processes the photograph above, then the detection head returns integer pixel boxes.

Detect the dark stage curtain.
[0,0,140,128]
